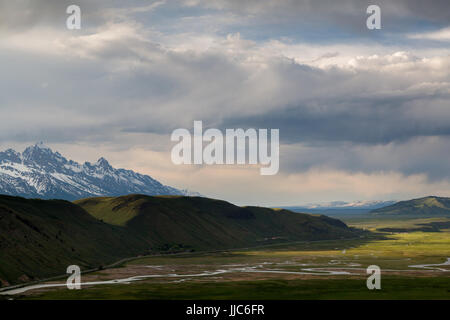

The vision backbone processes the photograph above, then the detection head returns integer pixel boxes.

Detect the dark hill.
[0,195,149,287]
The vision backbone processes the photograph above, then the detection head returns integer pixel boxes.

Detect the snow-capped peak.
[24,142,52,153]
[95,157,111,168]
[35,141,51,150]
[301,200,397,210]
[0,144,195,200]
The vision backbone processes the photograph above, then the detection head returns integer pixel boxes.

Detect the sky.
[0,0,449,206]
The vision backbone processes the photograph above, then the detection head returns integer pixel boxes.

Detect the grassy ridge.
[371,196,450,216]
[76,195,357,250]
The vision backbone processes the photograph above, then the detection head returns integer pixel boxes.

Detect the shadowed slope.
[76,195,356,250]
[0,195,149,287]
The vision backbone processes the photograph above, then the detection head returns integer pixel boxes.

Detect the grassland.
[9,215,449,300]
[23,277,450,300]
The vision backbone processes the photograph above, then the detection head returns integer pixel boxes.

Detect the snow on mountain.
[0,143,197,200]
[300,200,397,210]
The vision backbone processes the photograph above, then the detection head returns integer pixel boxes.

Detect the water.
[0,265,353,295]
[2,258,448,296]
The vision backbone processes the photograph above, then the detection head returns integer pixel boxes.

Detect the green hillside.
[371,196,450,216]
[76,195,356,250]
[0,195,149,288]
[0,194,356,287]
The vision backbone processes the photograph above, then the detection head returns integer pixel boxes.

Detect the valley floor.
[3,216,450,300]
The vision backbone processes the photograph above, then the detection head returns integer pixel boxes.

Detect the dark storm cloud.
[215,51,450,145]
[222,95,450,145]
[279,136,450,180]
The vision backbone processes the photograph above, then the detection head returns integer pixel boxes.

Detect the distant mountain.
[294,200,397,210]
[281,200,397,216]
[0,143,198,200]
[0,194,358,287]
[371,196,450,216]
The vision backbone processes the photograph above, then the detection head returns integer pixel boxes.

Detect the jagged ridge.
[0,143,196,200]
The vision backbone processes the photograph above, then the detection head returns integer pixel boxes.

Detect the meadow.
[8,216,449,300]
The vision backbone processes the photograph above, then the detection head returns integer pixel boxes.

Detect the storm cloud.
[0,0,449,204]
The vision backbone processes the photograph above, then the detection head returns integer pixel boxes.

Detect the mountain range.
[284,197,450,217]
[288,200,397,210]
[0,143,197,200]
[281,200,397,216]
